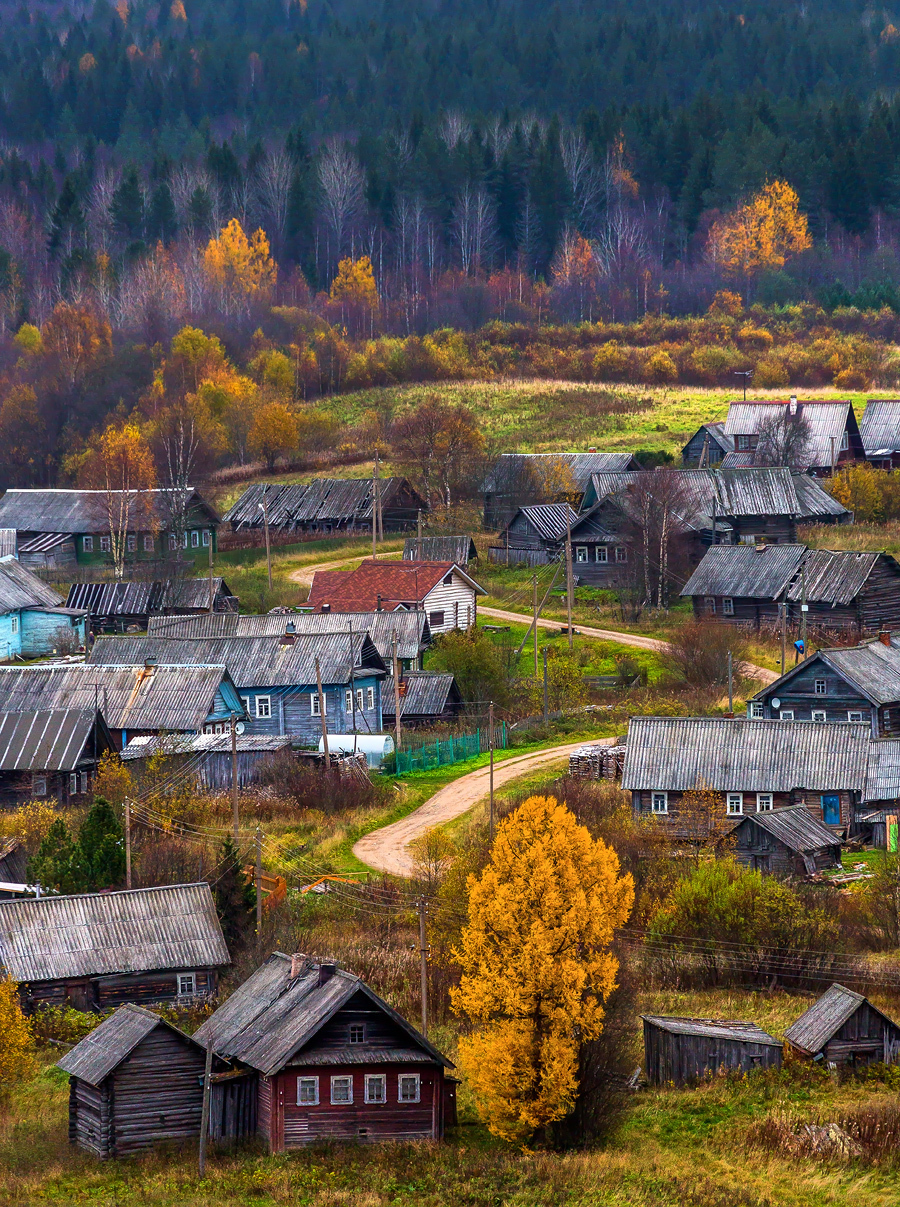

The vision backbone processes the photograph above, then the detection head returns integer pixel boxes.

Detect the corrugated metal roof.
[784,550,883,605]
[784,984,872,1054]
[56,1003,200,1085]
[817,643,900,705]
[590,467,819,521]
[738,806,841,854]
[122,733,291,760]
[587,472,639,503]
[0,709,101,771]
[791,474,851,518]
[403,536,476,564]
[224,479,421,529]
[864,739,900,801]
[89,631,387,689]
[621,717,870,792]
[680,544,805,599]
[483,452,638,494]
[516,503,579,541]
[0,489,218,533]
[0,532,16,559]
[0,883,230,983]
[0,664,232,732]
[66,579,233,617]
[382,673,459,719]
[0,557,64,614]
[860,400,900,456]
[194,952,451,1077]
[723,400,854,469]
[642,1016,782,1045]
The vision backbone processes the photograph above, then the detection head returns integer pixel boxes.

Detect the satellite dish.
[771,698,781,710]
[235,722,245,735]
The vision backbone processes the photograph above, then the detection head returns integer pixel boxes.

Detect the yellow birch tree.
[707,181,812,278]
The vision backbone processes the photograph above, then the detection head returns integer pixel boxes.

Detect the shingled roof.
[57,1004,202,1086]
[307,560,485,612]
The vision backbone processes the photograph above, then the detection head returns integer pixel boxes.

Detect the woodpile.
[568,743,626,780]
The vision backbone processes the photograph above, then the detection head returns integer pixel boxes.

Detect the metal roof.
[65,579,234,617]
[860,400,900,456]
[723,400,854,469]
[0,883,230,984]
[783,984,893,1054]
[89,631,387,688]
[194,952,451,1077]
[790,474,851,518]
[0,557,65,614]
[223,479,422,529]
[294,1045,438,1065]
[784,550,884,605]
[642,1016,782,1045]
[0,663,234,732]
[680,544,806,600]
[382,673,459,719]
[56,1003,201,1085]
[403,535,477,564]
[0,489,218,533]
[589,467,824,521]
[864,739,900,802]
[820,642,900,705]
[122,732,291,760]
[735,806,842,854]
[621,717,870,792]
[146,610,432,663]
[514,503,579,542]
[0,532,16,559]
[0,709,105,771]
[483,452,638,494]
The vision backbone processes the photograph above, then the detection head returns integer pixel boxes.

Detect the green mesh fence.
[394,722,508,774]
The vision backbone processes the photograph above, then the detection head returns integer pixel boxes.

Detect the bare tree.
[86,169,119,254]
[256,151,293,256]
[439,111,471,150]
[561,131,603,234]
[453,185,497,275]
[318,139,366,264]
[753,406,814,469]
[619,471,693,609]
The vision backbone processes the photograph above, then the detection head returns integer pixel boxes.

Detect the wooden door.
[822,795,840,826]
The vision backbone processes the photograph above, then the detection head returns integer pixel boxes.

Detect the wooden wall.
[643,1020,782,1086]
[632,788,855,829]
[23,968,218,1013]
[825,1004,900,1065]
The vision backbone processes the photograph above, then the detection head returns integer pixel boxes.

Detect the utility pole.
[542,646,549,726]
[727,649,733,714]
[208,531,215,613]
[392,630,401,758]
[532,574,539,676]
[488,701,495,843]
[125,800,132,890]
[255,827,263,934]
[417,898,428,1038]
[416,509,423,545]
[565,510,574,652]
[230,712,239,840]
[198,1039,213,1176]
[260,487,272,591]
[315,656,329,759]
[800,562,808,660]
[780,600,787,676]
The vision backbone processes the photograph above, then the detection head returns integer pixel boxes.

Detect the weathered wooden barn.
[381,673,462,727]
[0,708,115,808]
[681,546,900,633]
[403,535,477,566]
[224,479,426,535]
[194,953,456,1149]
[721,398,863,475]
[66,578,238,633]
[784,984,900,1066]
[482,451,639,529]
[307,560,485,635]
[122,732,293,790]
[730,807,843,875]
[57,1004,213,1158]
[488,503,580,567]
[0,882,230,1011]
[642,1016,783,1086]
[859,399,900,468]
[681,422,734,467]
[621,716,870,832]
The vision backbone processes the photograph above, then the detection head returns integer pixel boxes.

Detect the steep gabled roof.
[860,399,900,456]
[736,806,842,855]
[784,984,898,1054]
[723,400,855,470]
[56,1003,202,1086]
[0,708,111,771]
[514,503,579,542]
[483,452,638,494]
[307,560,485,612]
[0,557,65,614]
[784,550,886,606]
[0,489,217,533]
[680,543,806,600]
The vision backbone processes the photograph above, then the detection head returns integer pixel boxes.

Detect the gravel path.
[287,549,403,589]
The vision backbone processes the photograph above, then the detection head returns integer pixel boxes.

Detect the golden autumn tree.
[330,256,379,335]
[0,978,35,1094]
[248,401,299,470]
[707,181,811,280]
[203,219,276,313]
[451,796,634,1142]
[78,423,157,578]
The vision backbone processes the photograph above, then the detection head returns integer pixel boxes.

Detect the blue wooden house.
[88,632,388,744]
[0,556,87,660]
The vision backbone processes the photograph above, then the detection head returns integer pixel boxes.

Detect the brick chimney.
[290,952,307,978]
[880,629,892,647]
[317,962,337,986]
[376,593,383,611]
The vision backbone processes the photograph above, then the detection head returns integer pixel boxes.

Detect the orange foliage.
[707,181,812,277]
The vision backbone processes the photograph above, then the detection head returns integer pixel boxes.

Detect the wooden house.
[0,489,219,569]
[403,535,477,566]
[0,708,114,808]
[681,422,734,467]
[730,807,842,875]
[482,451,638,529]
[642,1016,782,1086]
[57,1004,213,1158]
[224,479,426,535]
[308,560,485,635]
[784,984,900,1066]
[489,503,580,568]
[859,399,900,468]
[122,732,293,791]
[621,716,870,832]
[0,838,27,899]
[721,398,863,475]
[194,953,457,1150]
[382,672,462,728]
[65,578,238,634]
[0,557,88,659]
[0,882,230,1012]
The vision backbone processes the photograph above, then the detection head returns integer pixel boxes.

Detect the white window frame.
[83,535,93,552]
[814,679,827,696]
[398,1074,420,1103]
[143,534,154,552]
[811,710,826,722]
[848,711,865,722]
[576,545,588,563]
[32,776,47,798]
[780,710,794,721]
[255,695,272,719]
[169,534,177,550]
[749,702,764,719]
[182,532,189,549]
[331,1075,353,1105]
[10,615,17,634]
[69,773,78,794]
[311,692,326,716]
[840,431,849,451]
[705,597,716,615]
[651,791,668,814]
[345,689,353,712]
[366,686,375,710]
[177,973,196,997]
[365,1074,386,1104]
[241,696,251,716]
[595,546,608,563]
[722,597,734,616]
[191,530,200,547]
[80,772,88,794]
[100,535,111,553]
[202,530,211,547]
[126,533,137,553]
[356,688,364,712]
[727,793,743,816]
[297,1076,319,1105]
[615,547,627,563]
[756,793,773,812]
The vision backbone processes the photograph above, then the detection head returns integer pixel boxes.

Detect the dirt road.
[353,739,600,877]
[288,549,403,589]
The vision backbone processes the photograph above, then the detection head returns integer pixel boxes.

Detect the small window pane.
[331,1076,353,1104]
[429,611,445,628]
[256,696,272,719]
[367,686,375,710]
[126,534,137,552]
[143,534,154,552]
[727,793,743,815]
[297,1076,319,1105]
[178,974,195,996]
[848,711,864,722]
[83,536,93,552]
[69,773,78,794]
[750,702,764,719]
[780,710,794,721]
[202,530,211,546]
[705,597,716,614]
[756,794,773,812]
[365,1074,386,1104]
[651,792,667,814]
[812,710,826,722]
[191,530,200,547]
[615,547,627,563]
[595,546,608,563]
[399,1074,420,1102]
[349,1023,365,1043]
[815,679,827,695]
[100,535,111,553]
[722,597,734,616]
[356,688,364,712]
[576,546,587,562]
[33,777,47,798]
[346,690,353,711]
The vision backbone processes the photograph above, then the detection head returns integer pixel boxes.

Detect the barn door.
[822,795,840,826]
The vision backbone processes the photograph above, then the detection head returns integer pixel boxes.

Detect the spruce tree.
[213,836,256,952]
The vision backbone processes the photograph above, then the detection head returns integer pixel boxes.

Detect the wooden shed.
[642,1016,783,1086]
[57,1004,210,1158]
[784,984,900,1067]
[731,806,843,875]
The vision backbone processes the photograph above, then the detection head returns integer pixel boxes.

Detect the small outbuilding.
[642,1016,783,1086]
[731,807,843,875]
[382,672,462,728]
[57,1004,210,1158]
[785,983,900,1067]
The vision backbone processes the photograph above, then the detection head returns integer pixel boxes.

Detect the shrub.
[258,750,387,814]
[662,619,751,687]
[646,349,678,383]
[592,341,629,381]
[0,978,36,1093]
[754,356,789,387]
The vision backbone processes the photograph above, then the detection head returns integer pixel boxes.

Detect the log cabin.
[730,807,842,875]
[784,984,900,1066]
[0,707,114,808]
[642,1016,782,1086]
[482,451,638,529]
[681,422,734,467]
[721,398,863,475]
[65,578,238,635]
[224,479,427,535]
[859,399,900,468]
[194,953,457,1149]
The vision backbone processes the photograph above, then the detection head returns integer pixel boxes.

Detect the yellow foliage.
[646,349,678,383]
[203,219,276,298]
[13,323,42,356]
[329,256,379,310]
[707,290,744,317]
[592,341,629,381]
[0,800,58,853]
[248,401,299,469]
[707,181,812,277]
[170,0,187,17]
[827,463,884,523]
[79,53,97,74]
[451,795,634,1142]
[0,978,35,1094]
[93,752,134,809]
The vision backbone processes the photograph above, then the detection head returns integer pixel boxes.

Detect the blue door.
[822,794,840,825]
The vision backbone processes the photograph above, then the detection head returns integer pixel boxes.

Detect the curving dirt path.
[353,739,603,877]
[288,549,403,589]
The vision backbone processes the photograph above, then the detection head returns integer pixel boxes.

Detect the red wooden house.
[195,953,456,1149]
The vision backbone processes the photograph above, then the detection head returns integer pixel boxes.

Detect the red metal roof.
[308,560,478,612]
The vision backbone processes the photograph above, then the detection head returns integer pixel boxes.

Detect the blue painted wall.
[0,608,88,660]
[234,676,384,744]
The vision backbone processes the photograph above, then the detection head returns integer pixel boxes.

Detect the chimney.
[789,395,798,415]
[880,629,891,647]
[321,603,330,613]
[376,593,383,612]
[317,962,337,986]
[290,952,307,979]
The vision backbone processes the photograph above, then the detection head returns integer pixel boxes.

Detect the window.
[756,794,773,812]
[367,686,375,710]
[346,689,353,712]
[749,702,764,719]
[311,692,326,716]
[10,616,17,634]
[443,574,452,585]
[429,611,445,628]
[241,696,251,716]
[297,1076,319,1105]
[182,532,189,549]
[576,546,588,563]
[169,534,177,550]
[727,793,743,815]
[177,973,196,997]
[69,773,78,794]
[202,530,211,547]
[595,546,608,563]
[840,431,849,452]
[331,1076,353,1104]
[127,534,137,552]
[651,792,668,814]
[356,688,364,712]
[848,711,865,722]
[191,530,200,547]
[812,710,826,722]
[705,597,716,615]
[100,535,111,553]
[780,710,794,721]
[32,777,47,798]
[722,598,734,616]
[815,679,827,695]
[365,1074,386,1104]
[398,1074,420,1103]
[256,695,272,719]
[80,772,88,794]
[349,1023,365,1044]
[737,434,751,451]
[615,547,627,563]
[143,534,154,552]
[83,535,93,552]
